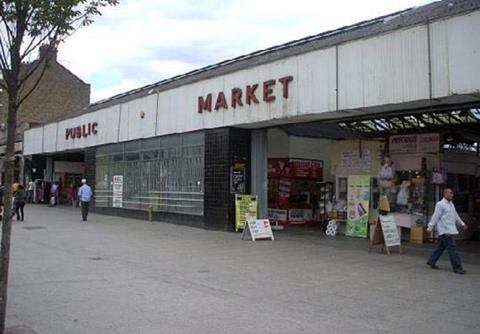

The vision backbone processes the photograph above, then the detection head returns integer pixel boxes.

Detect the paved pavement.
[5,205,480,334]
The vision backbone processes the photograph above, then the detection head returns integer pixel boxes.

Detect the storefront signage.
[346,175,370,238]
[112,175,123,208]
[65,122,98,140]
[235,194,258,231]
[197,75,293,113]
[241,219,274,241]
[379,215,401,247]
[340,150,371,172]
[288,209,313,223]
[267,158,322,179]
[230,165,246,194]
[389,133,439,154]
[268,208,288,221]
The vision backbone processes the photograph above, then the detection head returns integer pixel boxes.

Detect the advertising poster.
[230,166,246,194]
[346,175,370,238]
[235,195,258,231]
[379,215,401,247]
[112,175,123,208]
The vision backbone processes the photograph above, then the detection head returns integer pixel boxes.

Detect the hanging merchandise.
[431,168,447,185]
[378,155,395,189]
[325,220,338,236]
[396,180,411,206]
[378,194,390,213]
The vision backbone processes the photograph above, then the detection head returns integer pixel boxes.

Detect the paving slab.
[4,205,480,334]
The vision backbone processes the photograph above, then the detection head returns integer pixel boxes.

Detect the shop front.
[21,1,480,236]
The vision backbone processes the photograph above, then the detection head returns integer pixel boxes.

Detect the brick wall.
[0,56,90,144]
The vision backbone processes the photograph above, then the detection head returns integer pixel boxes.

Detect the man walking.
[78,178,93,222]
[427,188,468,274]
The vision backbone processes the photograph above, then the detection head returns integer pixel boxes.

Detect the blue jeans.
[428,234,463,271]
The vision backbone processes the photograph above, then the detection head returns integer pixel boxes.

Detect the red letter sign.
[246,84,259,105]
[278,76,293,98]
[198,94,212,113]
[231,88,243,109]
[263,80,276,102]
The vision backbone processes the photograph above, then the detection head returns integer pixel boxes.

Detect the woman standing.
[15,185,26,221]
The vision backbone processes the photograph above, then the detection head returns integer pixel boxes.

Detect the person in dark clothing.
[15,185,26,221]
[0,186,4,220]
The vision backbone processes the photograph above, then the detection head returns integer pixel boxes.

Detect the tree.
[0,1,118,332]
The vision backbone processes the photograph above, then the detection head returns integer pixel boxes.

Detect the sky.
[58,0,437,103]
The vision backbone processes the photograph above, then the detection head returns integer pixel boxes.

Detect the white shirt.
[428,198,465,235]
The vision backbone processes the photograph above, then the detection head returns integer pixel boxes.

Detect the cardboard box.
[410,226,424,244]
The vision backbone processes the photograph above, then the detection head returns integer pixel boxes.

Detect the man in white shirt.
[426,188,468,274]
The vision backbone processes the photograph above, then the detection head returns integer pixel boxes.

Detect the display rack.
[317,181,334,223]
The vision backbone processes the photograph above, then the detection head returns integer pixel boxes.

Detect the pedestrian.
[12,180,20,194]
[78,178,93,222]
[27,179,35,203]
[426,188,468,274]
[0,186,4,220]
[66,183,76,207]
[15,185,26,221]
[50,181,59,206]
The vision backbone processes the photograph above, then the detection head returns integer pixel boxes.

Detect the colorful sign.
[389,133,440,154]
[267,158,323,179]
[346,175,370,238]
[235,194,258,231]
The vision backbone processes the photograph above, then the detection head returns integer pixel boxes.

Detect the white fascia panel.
[42,123,58,152]
[23,127,43,155]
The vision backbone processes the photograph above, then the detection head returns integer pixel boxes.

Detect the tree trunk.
[0,85,19,333]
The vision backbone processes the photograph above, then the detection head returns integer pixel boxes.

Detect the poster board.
[235,194,258,231]
[112,175,123,208]
[241,219,274,241]
[230,165,246,194]
[379,215,401,247]
[346,175,370,238]
[369,215,402,254]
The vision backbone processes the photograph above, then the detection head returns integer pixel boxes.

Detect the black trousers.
[81,201,90,221]
[15,202,25,221]
[428,234,463,271]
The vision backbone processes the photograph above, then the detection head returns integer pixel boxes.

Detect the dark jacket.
[15,189,27,204]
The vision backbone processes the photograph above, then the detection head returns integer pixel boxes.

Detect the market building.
[23,0,480,243]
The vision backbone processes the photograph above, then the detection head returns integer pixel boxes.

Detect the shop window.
[125,152,140,161]
[142,150,159,160]
[124,140,143,152]
[160,134,181,148]
[94,132,204,215]
[142,137,160,150]
[112,154,124,162]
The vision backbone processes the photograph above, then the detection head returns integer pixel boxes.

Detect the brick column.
[204,128,251,231]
